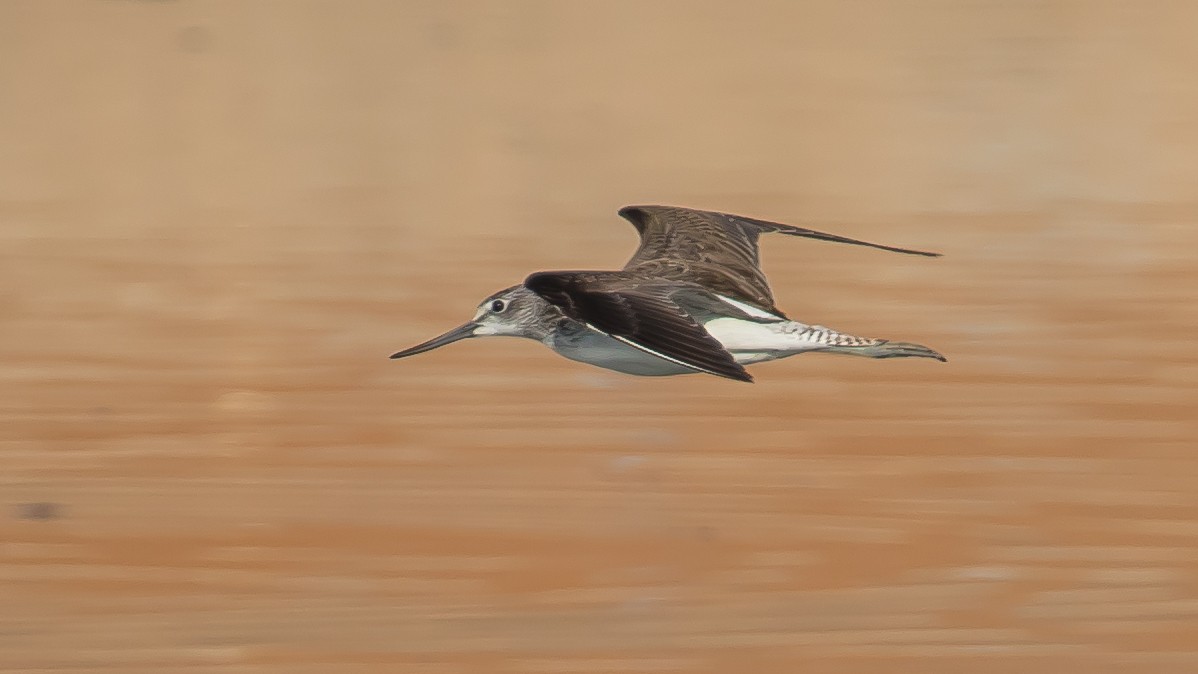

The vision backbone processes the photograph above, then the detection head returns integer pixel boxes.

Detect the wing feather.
[524,271,752,383]
[617,205,940,314]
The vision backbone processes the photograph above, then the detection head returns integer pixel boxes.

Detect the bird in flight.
[390,205,945,382]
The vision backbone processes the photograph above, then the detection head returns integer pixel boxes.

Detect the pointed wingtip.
[880,245,941,257]
[723,367,755,383]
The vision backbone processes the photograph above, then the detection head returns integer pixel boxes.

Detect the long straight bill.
[389,322,478,359]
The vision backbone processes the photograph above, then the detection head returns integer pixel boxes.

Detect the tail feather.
[824,339,947,362]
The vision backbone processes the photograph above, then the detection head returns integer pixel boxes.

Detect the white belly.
[547,318,831,376]
[549,330,696,376]
[703,317,832,364]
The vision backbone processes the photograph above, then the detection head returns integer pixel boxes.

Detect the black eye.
[490,299,507,313]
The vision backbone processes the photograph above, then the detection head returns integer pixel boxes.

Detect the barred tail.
[824,339,947,362]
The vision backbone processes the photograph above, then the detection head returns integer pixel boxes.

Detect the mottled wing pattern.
[617,205,940,315]
[619,206,777,312]
[524,271,752,382]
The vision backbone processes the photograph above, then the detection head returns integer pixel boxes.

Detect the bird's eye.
[490,299,507,313]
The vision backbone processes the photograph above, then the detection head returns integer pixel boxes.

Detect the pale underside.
[545,295,880,377]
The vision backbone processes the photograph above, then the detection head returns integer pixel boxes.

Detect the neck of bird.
[520,304,568,342]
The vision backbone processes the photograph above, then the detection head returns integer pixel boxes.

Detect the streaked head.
[389,285,555,360]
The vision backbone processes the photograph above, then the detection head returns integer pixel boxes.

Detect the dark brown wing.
[617,205,940,314]
[524,271,752,383]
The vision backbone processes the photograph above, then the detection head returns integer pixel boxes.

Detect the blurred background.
[2,1,1197,672]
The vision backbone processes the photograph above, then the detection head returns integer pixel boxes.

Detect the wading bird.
[390,206,945,382]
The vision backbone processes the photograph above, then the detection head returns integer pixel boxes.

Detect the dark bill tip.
[389,322,478,360]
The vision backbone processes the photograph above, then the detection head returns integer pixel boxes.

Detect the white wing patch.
[715,295,784,321]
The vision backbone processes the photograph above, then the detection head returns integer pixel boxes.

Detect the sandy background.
[2,1,1197,672]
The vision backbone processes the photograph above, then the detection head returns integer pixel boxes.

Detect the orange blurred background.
[2,2,1197,672]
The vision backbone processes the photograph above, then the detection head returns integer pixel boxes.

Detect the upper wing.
[617,205,940,314]
[523,271,752,383]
